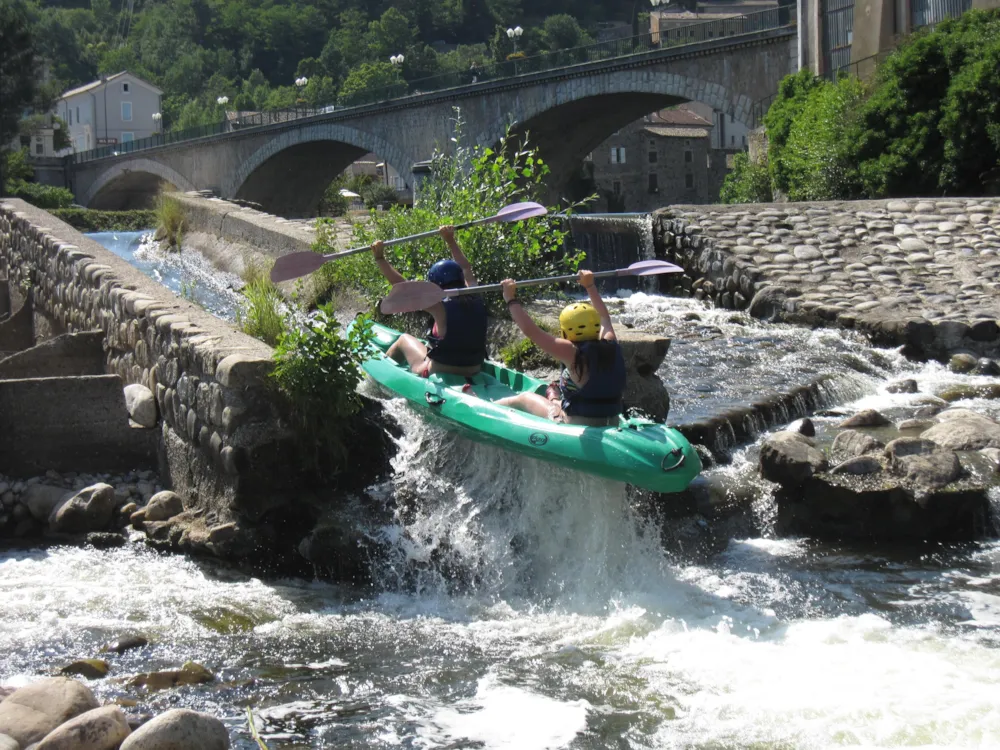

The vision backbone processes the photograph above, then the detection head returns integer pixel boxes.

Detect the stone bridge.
[68,22,796,217]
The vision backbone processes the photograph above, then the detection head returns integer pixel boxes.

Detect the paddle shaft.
[325,213,511,262]
[441,267,634,298]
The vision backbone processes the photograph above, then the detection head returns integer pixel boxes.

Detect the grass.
[236,276,286,347]
[51,208,156,232]
[155,193,186,248]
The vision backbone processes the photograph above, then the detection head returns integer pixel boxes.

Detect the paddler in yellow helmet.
[496,270,626,426]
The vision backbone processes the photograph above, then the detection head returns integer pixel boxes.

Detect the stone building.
[587,106,735,212]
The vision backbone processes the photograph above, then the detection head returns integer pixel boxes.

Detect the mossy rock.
[939,384,1000,402]
[60,658,110,679]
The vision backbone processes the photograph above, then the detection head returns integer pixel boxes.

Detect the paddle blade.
[380,280,446,315]
[270,252,328,283]
[489,201,548,223]
[624,260,685,276]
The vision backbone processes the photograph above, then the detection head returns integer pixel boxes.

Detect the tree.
[541,14,591,50]
[1,0,36,195]
[338,61,402,104]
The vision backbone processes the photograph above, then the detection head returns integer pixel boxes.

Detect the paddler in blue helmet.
[371,226,487,377]
[496,270,626,426]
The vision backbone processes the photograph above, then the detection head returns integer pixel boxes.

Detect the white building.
[55,71,163,153]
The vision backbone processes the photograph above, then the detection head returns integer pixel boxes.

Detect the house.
[588,106,736,211]
[55,71,163,153]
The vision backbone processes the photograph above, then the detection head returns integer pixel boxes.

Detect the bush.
[318,177,349,217]
[359,180,398,208]
[236,277,286,346]
[719,152,773,204]
[51,208,156,232]
[763,69,826,196]
[155,193,186,248]
[270,307,373,471]
[6,179,74,208]
[314,110,588,316]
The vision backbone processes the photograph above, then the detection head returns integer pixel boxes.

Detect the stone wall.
[654,198,1000,360]
[0,199,391,569]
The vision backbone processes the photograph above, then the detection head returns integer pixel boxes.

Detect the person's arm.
[580,269,616,341]
[502,279,576,364]
[439,225,478,287]
[371,240,406,286]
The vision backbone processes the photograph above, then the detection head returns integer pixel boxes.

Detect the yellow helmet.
[559,303,601,342]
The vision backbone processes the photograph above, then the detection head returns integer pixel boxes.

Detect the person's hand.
[371,240,385,260]
[501,278,517,303]
[439,225,456,243]
[578,269,595,289]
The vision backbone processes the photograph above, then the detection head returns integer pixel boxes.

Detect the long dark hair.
[572,339,618,378]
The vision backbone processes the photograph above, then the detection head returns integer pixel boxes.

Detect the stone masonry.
[0,199,390,567]
[654,198,1000,361]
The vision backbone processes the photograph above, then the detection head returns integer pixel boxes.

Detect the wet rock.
[836,409,891,429]
[914,404,945,418]
[832,430,883,458]
[886,379,918,394]
[22,485,69,523]
[142,492,183,523]
[128,662,214,692]
[0,677,99,747]
[123,384,157,428]
[885,437,939,460]
[889,449,961,490]
[119,709,229,750]
[49,484,115,534]
[938,385,980,403]
[34,705,131,750]
[748,285,792,322]
[86,532,126,549]
[759,431,828,486]
[788,418,816,437]
[682,312,702,322]
[119,502,138,518]
[129,509,146,530]
[922,409,1000,450]
[898,418,935,432]
[948,353,978,373]
[59,660,109,679]
[105,636,148,655]
[975,358,1000,376]
[831,456,883,475]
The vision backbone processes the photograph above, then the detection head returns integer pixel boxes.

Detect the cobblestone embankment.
[655,198,1000,360]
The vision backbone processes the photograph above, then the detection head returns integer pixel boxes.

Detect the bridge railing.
[68,6,795,165]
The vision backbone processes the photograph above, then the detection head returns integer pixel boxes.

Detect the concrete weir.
[0,199,390,569]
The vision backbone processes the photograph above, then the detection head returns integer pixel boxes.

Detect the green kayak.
[353,321,702,494]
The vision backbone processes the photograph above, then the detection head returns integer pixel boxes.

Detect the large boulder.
[123,384,158,428]
[836,409,891,429]
[885,437,961,490]
[119,709,229,750]
[23,485,70,523]
[759,431,828,486]
[0,734,18,750]
[35,705,131,750]
[921,410,1000,451]
[832,430,882,459]
[0,678,99,747]
[49,484,116,534]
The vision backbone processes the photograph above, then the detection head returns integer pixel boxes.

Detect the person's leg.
[386,334,430,372]
[496,392,556,419]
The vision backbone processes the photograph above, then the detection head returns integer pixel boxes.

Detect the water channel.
[2,227,1000,748]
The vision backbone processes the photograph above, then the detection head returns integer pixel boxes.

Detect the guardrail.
[68,6,796,166]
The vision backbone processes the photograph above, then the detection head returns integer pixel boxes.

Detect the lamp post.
[506,25,523,53]
[216,96,229,106]
[151,112,161,132]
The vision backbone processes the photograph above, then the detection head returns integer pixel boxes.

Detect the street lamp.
[216,96,229,106]
[295,77,309,88]
[389,54,404,65]
[506,25,523,53]
[152,112,162,132]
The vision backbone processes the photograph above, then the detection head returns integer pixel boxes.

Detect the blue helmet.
[428,259,465,290]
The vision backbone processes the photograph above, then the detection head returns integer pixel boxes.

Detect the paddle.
[380,260,685,314]
[269,201,549,283]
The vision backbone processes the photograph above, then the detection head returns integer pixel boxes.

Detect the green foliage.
[6,179,74,208]
[359,181,399,209]
[499,335,558,371]
[314,112,587,316]
[51,208,156,231]
[270,307,373,472]
[763,68,826,196]
[319,177,350,217]
[4,147,32,181]
[0,0,36,192]
[719,152,773,204]
[236,277,286,347]
[338,61,403,105]
[155,193,186,248]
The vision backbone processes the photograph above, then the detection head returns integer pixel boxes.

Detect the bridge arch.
[81,159,197,210]
[225,123,417,217]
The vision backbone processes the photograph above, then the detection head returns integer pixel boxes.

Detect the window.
[121,132,134,143]
[35,141,43,155]
[648,173,659,193]
[685,173,694,189]
[68,109,72,126]
[610,147,626,164]
[613,181,621,195]
[648,149,657,164]
[684,150,693,163]
[121,101,132,121]
[76,106,80,123]
[123,82,130,94]
[731,135,736,145]
[742,135,747,146]
[730,114,735,124]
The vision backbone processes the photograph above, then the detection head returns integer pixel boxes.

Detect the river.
[2,230,999,748]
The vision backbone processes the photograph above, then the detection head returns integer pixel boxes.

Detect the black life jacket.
[560,340,626,418]
[427,296,488,367]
